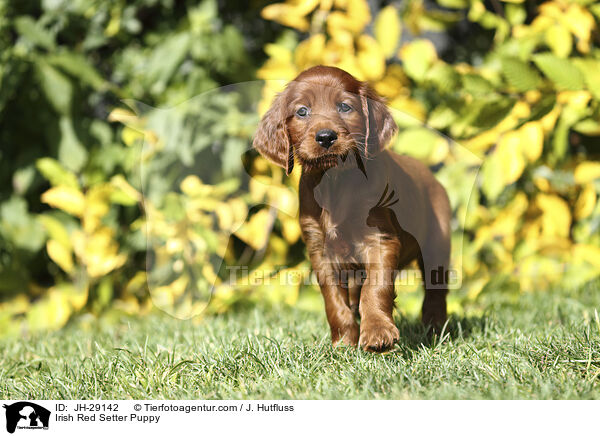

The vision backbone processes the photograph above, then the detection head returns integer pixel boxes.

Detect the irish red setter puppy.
[253,66,451,352]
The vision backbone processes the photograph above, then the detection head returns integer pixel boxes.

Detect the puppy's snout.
[315,129,338,149]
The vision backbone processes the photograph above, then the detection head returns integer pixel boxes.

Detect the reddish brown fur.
[254,66,451,352]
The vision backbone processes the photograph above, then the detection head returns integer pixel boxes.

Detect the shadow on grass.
[390,314,491,356]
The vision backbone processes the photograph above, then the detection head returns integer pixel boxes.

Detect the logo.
[3,402,50,434]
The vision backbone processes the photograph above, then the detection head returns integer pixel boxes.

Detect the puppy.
[253,66,451,352]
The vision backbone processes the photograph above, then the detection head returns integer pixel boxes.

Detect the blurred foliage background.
[1,0,599,337]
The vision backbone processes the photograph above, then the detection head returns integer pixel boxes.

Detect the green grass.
[1,282,600,399]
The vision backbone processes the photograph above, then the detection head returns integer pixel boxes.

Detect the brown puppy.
[253,66,451,352]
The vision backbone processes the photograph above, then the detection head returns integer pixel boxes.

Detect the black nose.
[315,129,338,149]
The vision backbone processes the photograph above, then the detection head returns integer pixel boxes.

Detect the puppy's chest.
[319,206,373,263]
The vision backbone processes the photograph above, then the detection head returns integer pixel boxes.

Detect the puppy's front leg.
[358,241,400,352]
[302,219,359,346]
[315,265,360,346]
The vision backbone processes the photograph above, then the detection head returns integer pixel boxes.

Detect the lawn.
[1,282,599,400]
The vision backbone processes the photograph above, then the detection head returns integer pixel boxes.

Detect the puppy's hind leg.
[420,183,452,329]
[419,218,451,331]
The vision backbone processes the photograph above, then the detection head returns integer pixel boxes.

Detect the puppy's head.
[253,65,397,174]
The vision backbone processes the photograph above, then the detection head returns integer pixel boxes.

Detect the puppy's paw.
[332,323,360,347]
[359,319,399,352]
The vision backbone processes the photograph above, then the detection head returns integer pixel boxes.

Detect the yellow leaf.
[388,96,426,123]
[536,193,571,238]
[497,131,525,184]
[256,45,297,82]
[41,186,85,216]
[235,209,274,250]
[262,0,320,31]
[215,203,234,230]
[181,175,206,196]
[511,101,531,119]
[47,239,74,274]
[105,9,120,37]
[533,176,551,192]
[575,183,597,220]
[563,4,594,53]
[83,184,113,233]
[150,285,175,308]
[539,2,562,19]
[557,90,591,108]
[113,296,140,315]
[374,64,408,99]
[267,185,299,217]
[282,217,302,243]
[0,295,30,315]
[375,5,401,58]
[229,198,249,231]
[429,137,449,165]
[327,0,371,34]
[107,108,137,124]
[295,34,326,70]
[110,174,141,204]
[73,227,127,278]
[573,244,600,269]
[539,104,560,133]
[545,24,572,58]
[519,121,544,162]
[357,35,386,81]
[574,161,600,184]
[121,126,143,147]
[525,90,542,103]
[58,283,88,311]
[38,215,71,250]
[124,271,147,296]
[26,289,71,332]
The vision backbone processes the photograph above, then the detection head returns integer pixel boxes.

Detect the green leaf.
[58,116,87,172]
[47,52,106,90]
[572,59,600,100]
[36,62,72,115]
[374,5,401,58]
[436,0,468,8]
[551,105,586,163]
[0,197,46,252]
[36,157,79,188]
[501,57,542,92]
[533,54,585,91]
[393,127,440,160]
[461,74,495,95]
[145,32,191,95]
[428,104,458,130]
[13,165,36,195]
[26,291,71,332]
[481,152,505,202]
[471,98,516,129]
[573,118,600,136]
[14,16,55,50]
[505,4,526,25]
[425,62,460,93]
[399,40,437,82]
[528,95,556,122]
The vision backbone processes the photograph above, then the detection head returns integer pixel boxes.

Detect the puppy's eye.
[296,106,309,118]
[337,102,352,113]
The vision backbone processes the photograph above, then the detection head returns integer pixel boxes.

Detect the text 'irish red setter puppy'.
[253,65,451,352]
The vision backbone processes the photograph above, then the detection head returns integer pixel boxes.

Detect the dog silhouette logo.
[3,402,50,433]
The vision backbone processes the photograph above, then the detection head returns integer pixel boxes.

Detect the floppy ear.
[253,90,294,175]
[360,84,398,156]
